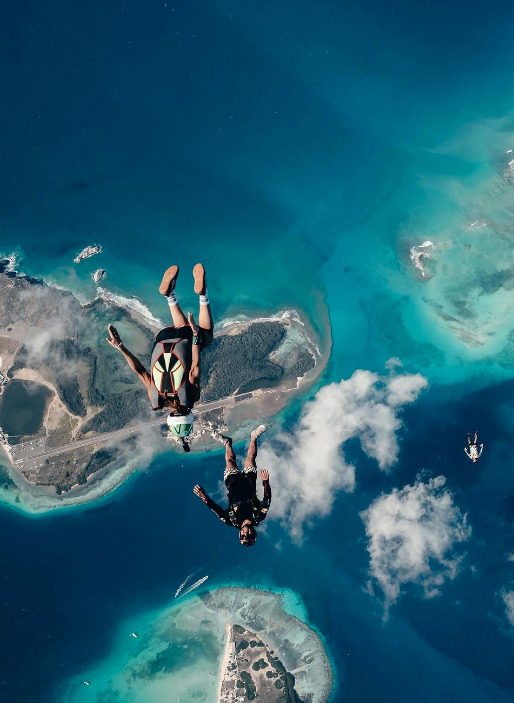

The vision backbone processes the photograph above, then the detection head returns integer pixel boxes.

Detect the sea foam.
[98,287,165,329]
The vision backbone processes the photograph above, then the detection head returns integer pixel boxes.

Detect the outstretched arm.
[107,325,151,392]
[478,444,484,458]
[257,469,272,522]
[187,313,201,396]
[193,485,230,525]
[464,447,471,458]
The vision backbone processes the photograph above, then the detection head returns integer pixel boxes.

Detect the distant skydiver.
[193,426,270,547]
[107,263,213,444]
[464,431,484,464]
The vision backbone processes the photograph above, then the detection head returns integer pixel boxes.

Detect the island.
[73,244,102,263]
[409,241,434,279]
[60,587,334,703]
[0,261,328,512]
[91,268,106,283]
[219,623,305,701]
[210,588,332,703]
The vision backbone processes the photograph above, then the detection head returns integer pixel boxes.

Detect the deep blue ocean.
[2,0,514,701]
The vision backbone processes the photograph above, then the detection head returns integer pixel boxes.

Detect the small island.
[219,624,307,702]
[91,268,106,283]
[73,244,102,263]
[211,588,332,703]
[61,587,334,703]
[0,261,327,512]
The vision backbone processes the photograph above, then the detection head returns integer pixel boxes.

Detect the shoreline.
[217,623,232,703]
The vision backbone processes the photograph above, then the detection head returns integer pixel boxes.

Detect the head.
[239,521,257,547]
[166,412,194,440]
[472,456,478,464]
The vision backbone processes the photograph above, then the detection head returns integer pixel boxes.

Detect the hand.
[188,312,199,336]
[193,484,207,501]
[260,469,269,482]
[106,324,122,348]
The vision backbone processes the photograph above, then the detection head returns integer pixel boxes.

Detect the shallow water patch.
[0,380,52,442]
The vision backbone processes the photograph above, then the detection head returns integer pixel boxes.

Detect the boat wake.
[176,575,209,600]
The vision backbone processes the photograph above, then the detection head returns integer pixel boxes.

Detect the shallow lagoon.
[0,380,52,442]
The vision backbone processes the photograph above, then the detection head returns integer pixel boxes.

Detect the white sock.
[199,288,209,306]
[166,291,178,307]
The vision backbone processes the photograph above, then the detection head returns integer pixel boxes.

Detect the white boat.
[130,632,138,638]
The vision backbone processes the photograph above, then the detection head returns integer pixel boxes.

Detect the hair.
[164,397,181,410]
[240,525,257,547]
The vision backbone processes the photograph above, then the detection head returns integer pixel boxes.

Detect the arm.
[189,342,201,384]
[187,313,201,392]
[478,444,484,458]
[107,325,151,391]
[257,470,271,522]
[193,485,231,525]
[464,447,471,458]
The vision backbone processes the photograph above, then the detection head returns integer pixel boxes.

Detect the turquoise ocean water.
[1,0,514,701]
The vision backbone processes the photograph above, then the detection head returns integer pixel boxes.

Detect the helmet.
[167,412,194,438]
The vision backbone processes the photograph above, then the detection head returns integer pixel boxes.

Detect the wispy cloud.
[258,364,428,541]
[16,286,84,376]
[361,475,471,614]
[500,589,514,628]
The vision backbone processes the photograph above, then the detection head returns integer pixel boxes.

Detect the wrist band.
[192,335,199,345]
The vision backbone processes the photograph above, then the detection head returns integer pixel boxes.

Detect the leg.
[474,431,478,445]
[193,263,213,332]
[223,438,240,483]
[245,437,258,468]
[168,301,188,328]
[467,432,472,446]
[160,265,188,327]
[245,425,266,468]
[243,438,259,489]
[244,426,266,468]
[224,437,238,469]
[198,303,213,332]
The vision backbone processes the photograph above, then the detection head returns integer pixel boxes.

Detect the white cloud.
[387,373,428,407]
[500,589,514,627]
[258,365,428,541]
[361,476,471,613]
[16,286,83,374]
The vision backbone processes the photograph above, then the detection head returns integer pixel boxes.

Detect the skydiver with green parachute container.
[107,263,213,452]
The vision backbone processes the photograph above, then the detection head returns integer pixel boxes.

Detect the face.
[239,522,255,546]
